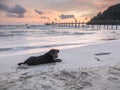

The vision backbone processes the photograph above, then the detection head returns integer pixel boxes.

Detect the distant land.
[87,4,120,25]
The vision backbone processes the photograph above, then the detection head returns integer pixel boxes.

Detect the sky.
[0,0,119,25]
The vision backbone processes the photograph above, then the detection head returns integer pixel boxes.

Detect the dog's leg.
[54,59,62,62]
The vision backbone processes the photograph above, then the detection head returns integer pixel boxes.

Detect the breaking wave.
[0,43,83,52]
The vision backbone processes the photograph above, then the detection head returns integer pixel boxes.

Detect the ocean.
[0,25,120,57]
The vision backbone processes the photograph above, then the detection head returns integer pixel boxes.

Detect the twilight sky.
[0,0,119,25]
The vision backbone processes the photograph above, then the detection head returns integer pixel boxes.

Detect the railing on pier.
[51,22,119,30]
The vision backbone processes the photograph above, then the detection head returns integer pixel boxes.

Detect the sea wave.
[0,25,95,38]
[74,32,94,35]
[0,43,83,52]
[44,29,95,36]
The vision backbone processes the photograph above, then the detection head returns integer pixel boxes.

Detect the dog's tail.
[18,62,25,65]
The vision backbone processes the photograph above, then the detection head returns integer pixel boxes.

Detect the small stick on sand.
[94,52,111,56]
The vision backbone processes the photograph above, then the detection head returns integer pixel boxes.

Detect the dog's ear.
[48,49,54,55]
[51,49,59,53]
[49,49,54,52]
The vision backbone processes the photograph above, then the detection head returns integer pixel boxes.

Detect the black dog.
[18,49,62,66]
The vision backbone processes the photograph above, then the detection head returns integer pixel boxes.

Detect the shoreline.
[0,39,120,73]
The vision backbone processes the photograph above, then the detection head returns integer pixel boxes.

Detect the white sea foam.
[0,25,120,57]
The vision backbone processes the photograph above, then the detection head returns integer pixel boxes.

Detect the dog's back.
[25,55,52,65]
[18,55,52,65]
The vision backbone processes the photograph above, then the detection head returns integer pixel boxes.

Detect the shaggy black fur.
[18,49,62,66]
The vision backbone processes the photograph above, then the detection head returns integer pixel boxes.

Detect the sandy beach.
[0,0,120,90]
[0,39,120,90]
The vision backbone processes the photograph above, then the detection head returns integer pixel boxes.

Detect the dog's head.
[48,49,59,59]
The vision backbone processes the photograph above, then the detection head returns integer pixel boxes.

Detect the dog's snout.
[54,54,58,58]
[57,50,59,53]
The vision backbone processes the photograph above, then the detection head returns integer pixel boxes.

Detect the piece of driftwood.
[101,38,117,41]
[94,52,111,56]
[94,58,101,61]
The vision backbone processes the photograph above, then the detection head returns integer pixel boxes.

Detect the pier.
[50,21,120,30]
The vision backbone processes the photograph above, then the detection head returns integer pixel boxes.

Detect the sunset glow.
[0,0,119,25]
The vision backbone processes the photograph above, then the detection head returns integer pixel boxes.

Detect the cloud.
[0,0,7,4]
[29,0,120,19]
[6,13,24,18]
[38,0,120,11]
[59,14,75,19]
[0,3,26,18]
[6,13,20,18]
[35,9,44,15]
[8,5,26,15]
[36,0,95,12]
[93,0,120,11]
[40,16,49,19]
[0,3,9,11]
[8,5,26,18]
